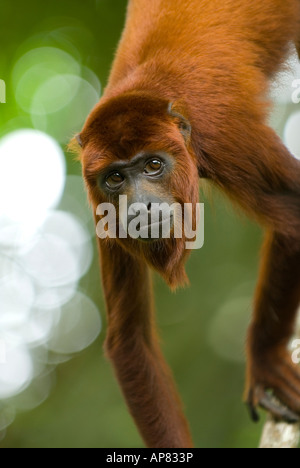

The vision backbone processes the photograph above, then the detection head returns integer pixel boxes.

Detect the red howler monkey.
[75,0,300,448]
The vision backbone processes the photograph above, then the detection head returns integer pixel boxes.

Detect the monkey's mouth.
[131,215,174,243]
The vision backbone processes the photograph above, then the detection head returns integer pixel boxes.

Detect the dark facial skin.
[98,151,173,196]
[97,152,176,241]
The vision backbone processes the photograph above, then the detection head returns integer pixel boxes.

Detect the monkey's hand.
[245,346,300,424]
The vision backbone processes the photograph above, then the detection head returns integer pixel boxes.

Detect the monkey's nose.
[127,195,161,224]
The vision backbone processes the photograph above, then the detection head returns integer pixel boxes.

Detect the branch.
[260,416,300,448]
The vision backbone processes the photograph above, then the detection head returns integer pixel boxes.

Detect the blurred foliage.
[0,0,271,449]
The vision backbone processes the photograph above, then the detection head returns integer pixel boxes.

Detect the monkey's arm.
[99,240,193,448]
[198,121,300,420]
[246,231,300,421]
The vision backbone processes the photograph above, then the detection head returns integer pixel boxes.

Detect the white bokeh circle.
[0,130,66,226]
[0,344,33,399]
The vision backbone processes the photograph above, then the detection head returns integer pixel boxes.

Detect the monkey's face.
[78,92,199,288]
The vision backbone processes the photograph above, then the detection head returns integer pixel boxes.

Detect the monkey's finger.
[259,393,300,424]
[246,402,260,423]
[246,386,265,422]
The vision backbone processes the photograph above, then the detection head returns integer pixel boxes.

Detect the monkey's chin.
[137,237,160,244]
[141,236,191,290]
[115,232,190,290]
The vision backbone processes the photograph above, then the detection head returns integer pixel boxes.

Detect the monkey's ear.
[75,133,83,147]
[168,102,192,143]
[67,133,83,160]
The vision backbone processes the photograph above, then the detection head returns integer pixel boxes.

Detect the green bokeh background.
[0,0,281,449]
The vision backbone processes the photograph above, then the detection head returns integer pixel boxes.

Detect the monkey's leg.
[204,123,300,421]
[99,241,193,448]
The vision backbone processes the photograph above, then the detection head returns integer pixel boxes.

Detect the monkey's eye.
[106,172,124,189]
[144,159,163,175]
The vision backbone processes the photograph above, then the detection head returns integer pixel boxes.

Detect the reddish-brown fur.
[77,0,300,448]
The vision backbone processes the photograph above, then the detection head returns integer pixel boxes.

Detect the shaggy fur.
[77,0,300,448]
